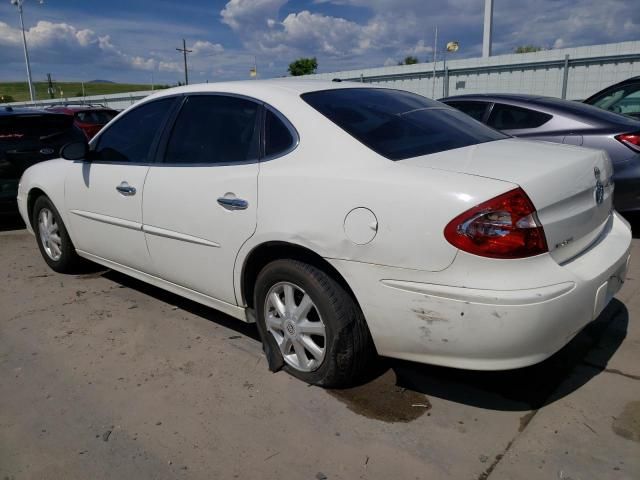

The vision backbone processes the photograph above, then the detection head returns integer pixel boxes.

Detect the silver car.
[440,94,640,212]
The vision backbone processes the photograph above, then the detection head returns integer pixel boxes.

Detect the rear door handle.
[116,181,136,196]
[217,197,248,210]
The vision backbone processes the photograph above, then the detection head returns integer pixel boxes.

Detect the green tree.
[514,45,543,54]
[399,55,419,65]
[288,57,318,76]
[0,94,15,103]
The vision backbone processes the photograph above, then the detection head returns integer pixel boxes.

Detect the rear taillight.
[444,188,548,259]
[615,132,640,152]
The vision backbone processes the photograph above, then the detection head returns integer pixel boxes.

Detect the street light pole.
[11,0,37,102]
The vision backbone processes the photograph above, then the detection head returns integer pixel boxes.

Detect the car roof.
[141,79,381,104]
[0,106,64,116]
[441,93,548,102]
[441,93,640,128]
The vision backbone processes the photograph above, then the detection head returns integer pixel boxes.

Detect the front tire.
[255,259,375,387]
[32,195,84,273]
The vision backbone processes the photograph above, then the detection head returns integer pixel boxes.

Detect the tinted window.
[302,88,506,160]
[0,114,74,140]
[95,98,174,162]
[265,109,294,157]
[487,104,552,130]
[585,83,640,118]
[165,95,259,164]
[445,101,488,121]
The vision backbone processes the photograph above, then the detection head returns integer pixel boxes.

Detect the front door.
[65,97,177,273]
[142,94,261,305]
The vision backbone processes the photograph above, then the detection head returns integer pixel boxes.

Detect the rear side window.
[302,88,506,160]
[95,98,174,162]
[445,101,488,122]
[75,110,117,125]
[487,104,552,130]
[164,95,260,164]
[265,109,295,157]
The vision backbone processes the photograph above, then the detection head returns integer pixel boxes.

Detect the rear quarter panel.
[234,99,516,302]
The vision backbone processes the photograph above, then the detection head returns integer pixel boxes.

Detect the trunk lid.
[401,138,614,263]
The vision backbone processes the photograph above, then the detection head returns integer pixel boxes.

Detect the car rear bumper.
[329,212,632,370]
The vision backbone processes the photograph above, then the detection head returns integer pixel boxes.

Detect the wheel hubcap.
[38,208,62,261]
[264,282,326,372]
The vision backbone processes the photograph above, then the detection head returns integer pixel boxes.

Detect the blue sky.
[0,0,638,85]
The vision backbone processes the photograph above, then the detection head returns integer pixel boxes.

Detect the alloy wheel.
[264,281,326,372]
[38,208,62,261]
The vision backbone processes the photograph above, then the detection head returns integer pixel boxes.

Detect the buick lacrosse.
[17,80,632,387]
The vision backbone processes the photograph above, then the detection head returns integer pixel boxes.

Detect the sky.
[0,0,638,85]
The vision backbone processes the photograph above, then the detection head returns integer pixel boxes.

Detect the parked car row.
[0,104,118,217]
[16,80,632,387]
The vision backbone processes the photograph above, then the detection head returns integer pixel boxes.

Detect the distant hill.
[87,79,115,84]
[0,81,168,103]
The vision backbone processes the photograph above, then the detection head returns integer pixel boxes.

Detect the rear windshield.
[301,88,507,160]
[75,110,118,125]
[0,113,74,140]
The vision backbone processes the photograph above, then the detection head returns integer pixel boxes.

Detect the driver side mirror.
[60,141,90,161]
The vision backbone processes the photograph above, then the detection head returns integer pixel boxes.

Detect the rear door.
[64,97,177,273]
[142,94,261,305]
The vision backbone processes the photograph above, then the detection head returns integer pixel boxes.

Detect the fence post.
[561,54,570,99]
[444,66,450,98]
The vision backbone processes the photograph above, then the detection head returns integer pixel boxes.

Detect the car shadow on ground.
[0,213,25,232]
[102,270,261,342]
[388,300,628,411]
[103,268,627,413]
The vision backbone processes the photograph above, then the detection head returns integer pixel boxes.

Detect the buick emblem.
[594,167,604,205]
[39,147,55,155]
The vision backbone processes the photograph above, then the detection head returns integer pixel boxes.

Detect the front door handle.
[217,197,248,210]
[116,181,136,196]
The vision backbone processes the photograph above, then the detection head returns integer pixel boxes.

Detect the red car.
[45,104,118,139]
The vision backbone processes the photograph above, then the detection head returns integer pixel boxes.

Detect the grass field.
[0,81,167,103]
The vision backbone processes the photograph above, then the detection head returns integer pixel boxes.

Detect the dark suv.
[45,104,118,139]
[0,106,85,215]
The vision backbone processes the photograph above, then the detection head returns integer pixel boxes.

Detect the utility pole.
[482,0,494,58]
[46,73,54,99]
[11,0,38,102]
[176,39,192,85]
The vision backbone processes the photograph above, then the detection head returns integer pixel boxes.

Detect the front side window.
[445,101,488,122]
[588,83,640,118]
[164,95,260,164]
[487,104,552,130]
[94,98,175,162]
[302,88,506,160]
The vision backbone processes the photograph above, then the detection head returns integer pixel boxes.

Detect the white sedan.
[17,80,632,387]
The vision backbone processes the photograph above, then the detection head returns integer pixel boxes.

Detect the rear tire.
[255,259,375,387]
[32,195,84,273]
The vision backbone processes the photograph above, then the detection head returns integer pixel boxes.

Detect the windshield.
[301,88,507,160]
[75,110,118,125]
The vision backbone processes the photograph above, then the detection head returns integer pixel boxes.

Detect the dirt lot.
[1,217,639,480]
